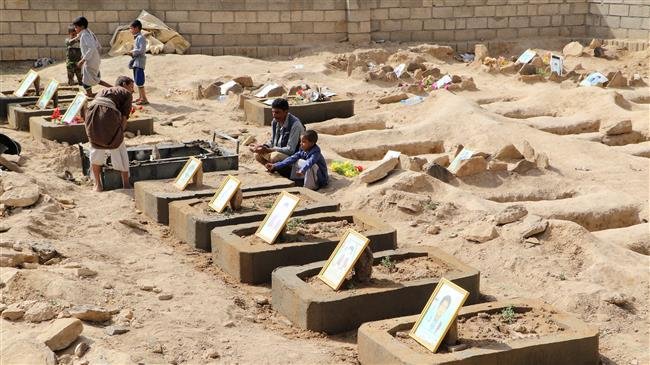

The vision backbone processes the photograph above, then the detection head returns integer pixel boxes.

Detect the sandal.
[135,100,149,105]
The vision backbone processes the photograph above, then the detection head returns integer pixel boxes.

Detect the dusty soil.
[244,219,365,245]
[1,38,648,365]
[194,193,313,216]
[395,307,564,354]
[307,255,452,292]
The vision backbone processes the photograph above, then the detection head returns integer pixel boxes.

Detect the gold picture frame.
[409,278,469,353]
[36,79,59,110]
[173,156,203,191]
[317,229,370,291]
[61,92,87,124]
[254,191,300,244]
[14,69,39,97]
[208,175,242,213]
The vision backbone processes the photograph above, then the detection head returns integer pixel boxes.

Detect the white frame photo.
[208,175,242,213]
[317,229,370,291]
[254,191,300,244]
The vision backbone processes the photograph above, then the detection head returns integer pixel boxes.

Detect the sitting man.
[249,98,304,174]
[266,130,328,191]
[83,75,134,192]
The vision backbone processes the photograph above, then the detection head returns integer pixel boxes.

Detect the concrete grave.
[0,87,77,122]
[170,187,340,251]
[134,169,294,224]
[272,246,480,334]
[80,141,238,191]
[244,97,354,126]
[8,100,71,131]
[31,116,153,145]
[358,299,599,365]
[212,210,397,284]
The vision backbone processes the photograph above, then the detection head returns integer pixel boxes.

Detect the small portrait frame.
[409,278,469,353]
[317,229,370,291]
[14,69,39,97]
[516,49,536,64]
[208,175,242,213]
[173,156,203,191]
[61,92,88,124]
[550,54,563,76]
[254,191,300,244]
[36,79,59,109]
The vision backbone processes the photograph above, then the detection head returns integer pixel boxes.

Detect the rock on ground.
[563,41,584,57]
[495,205,528,225]
[518,215,549,238]
[494,144,523,161]
[600,119,632,136]
[69,305,112,322]
[463,221,498,243]
[455,156,487,177]
[359,157,399,184]
[37,318,83,351]
[378,93,408,104]
[24,301,58,323]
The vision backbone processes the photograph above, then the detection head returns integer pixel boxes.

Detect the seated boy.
[265,130,328,190]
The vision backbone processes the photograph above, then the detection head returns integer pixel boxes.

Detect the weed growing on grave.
[501,305,516,324]
[559,273,566,281]
[424,201,439,210]
[535,68,550,78]
[286,218,305,231]
[380,256,396,272]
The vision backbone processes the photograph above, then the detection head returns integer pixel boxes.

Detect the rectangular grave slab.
[30,116,153,145]
[212,210,397,284]
[244,97,354,126]
[8,100,71,131]
[79,140,238,191]
[134,168,295,224]
[171,187,340,251]
[357,299,599,365]
[271,247,480,334]
[0,88,77,122]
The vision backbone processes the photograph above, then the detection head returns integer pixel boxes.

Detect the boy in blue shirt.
[126,20,148,105]
[266,130,328,190]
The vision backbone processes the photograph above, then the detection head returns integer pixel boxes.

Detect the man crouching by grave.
[83,76,135,192]
[249,98,304,177]
[265,130,329,191]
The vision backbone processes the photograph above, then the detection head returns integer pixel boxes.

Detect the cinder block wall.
[587,0,650,40]
[0,0,648,62]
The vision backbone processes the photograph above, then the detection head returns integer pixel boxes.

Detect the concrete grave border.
[0,87,77,122]
[357,299,599,365]
[30,116,154,144]
[171,187,340,251]
[244,97,354,126]
[271,246,480,334]
[8,100,72,131]
[134,169,294,224]
[212,210,397,284]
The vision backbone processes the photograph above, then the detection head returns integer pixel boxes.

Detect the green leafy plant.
[286,218,305,231]
[381,256,396,271]
[501,305,516,324]
[535,68,550,78]
[424,201,439,210]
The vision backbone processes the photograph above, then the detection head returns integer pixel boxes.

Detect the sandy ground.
[1,39,649,365]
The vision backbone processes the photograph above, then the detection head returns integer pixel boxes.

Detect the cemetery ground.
[0,39,649,364]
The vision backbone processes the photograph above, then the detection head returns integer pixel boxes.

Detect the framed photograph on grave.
[255,191,300,244]
[36,79,59,109]
[550,54,563,76]
[173,156,203,191]
[61,93,87,124]
[516,49,536,64]
[409,278,469,353]
[447,148,474,174]
[317,229,370,290]
[208,175,241,213]
[14,70,39,97]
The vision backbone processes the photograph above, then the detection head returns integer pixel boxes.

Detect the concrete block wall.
[0,0,648,61]
[369,0,589,47]
[587,0,650,41]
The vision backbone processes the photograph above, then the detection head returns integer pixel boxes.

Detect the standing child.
[65,25,83,86]
[73,16,111,97]
[127,20,148,105]
[265,130,329,190]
